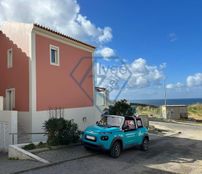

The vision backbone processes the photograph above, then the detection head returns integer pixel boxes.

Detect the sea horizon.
[130,98,202,106]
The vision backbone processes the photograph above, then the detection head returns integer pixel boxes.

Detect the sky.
[0,0,202,100]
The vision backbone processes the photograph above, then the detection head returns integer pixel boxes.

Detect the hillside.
[188,104,202,120]
[133,103,202,121]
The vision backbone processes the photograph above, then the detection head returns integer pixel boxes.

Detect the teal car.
[81,115,149,158]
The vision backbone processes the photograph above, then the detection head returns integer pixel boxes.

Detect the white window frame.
[7,48,13,68]
[5,88,15,110]
[50,45,60,66]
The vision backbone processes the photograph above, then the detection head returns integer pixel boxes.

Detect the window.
[5,88,15,110]
[123,119,136,130]
[136,119,143,128]
[7,48,13,68]
[50,45,59,66]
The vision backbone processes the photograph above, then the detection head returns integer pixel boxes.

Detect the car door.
[123,118,139,147]
[135,118,145,145]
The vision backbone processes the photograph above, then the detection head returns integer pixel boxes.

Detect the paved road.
[17,122,202,174]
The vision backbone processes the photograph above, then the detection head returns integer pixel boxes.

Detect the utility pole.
[164,78,167,106]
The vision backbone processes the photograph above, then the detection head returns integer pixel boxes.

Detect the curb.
[9,145,50,164]
[30,142,82,154]
[170,120,202,126]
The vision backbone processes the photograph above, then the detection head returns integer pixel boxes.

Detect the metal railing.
[9,132,48,145]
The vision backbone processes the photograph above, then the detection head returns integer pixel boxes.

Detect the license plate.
[86,135,95,141]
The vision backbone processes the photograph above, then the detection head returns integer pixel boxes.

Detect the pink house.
[0,22,100,142]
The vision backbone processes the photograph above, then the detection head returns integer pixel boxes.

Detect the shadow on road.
[95,135,202,174]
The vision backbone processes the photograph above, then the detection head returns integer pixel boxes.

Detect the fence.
[10,132,48,145]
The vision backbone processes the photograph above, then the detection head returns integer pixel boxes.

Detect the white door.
[5,89,15,111]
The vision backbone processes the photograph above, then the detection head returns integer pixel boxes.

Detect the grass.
[188,104,202,120]
[135,103,202,121]
[136,105,161,117]
[23,142,48,150]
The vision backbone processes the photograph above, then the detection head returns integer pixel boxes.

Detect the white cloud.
[95,47,115,58]
[96,58,165,89]
[187,73,202,87]
[160,62,167,69]
[0,0,112,44]
[98,27,112,43]
[166,73,202,90]
[127,58,165,88]
[166,82,184,89]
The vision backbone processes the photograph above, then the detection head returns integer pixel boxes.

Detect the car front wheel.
[141,138,149,151]
[110,141,121,158]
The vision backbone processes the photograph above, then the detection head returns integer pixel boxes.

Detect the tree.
[108,99,134,116]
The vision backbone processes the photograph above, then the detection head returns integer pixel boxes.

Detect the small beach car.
[81,115,149,158]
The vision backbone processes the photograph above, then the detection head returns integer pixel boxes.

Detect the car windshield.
[97,116,123,127]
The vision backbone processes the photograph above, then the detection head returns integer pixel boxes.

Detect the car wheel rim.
[114,144,120,156]
[144,140,148,150]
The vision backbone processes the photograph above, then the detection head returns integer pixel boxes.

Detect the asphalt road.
[19,121,202,174]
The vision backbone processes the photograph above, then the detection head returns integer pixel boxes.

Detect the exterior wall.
[18,112,32,143]
[0,96,3,111]
[0,32,30,111]
[23,106,99,142]
[35,34,94,111]
[161,106,188,120]
[0,111,18,151]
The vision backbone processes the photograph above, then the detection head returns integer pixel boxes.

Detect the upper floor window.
[50,45,59,66]
[7,48,13,68]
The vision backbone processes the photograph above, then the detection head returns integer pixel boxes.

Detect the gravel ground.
[35,145,94,163]
[0,153,44,174]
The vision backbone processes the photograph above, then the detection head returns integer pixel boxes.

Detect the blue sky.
[79,0,202,99]
[0,0,202,99]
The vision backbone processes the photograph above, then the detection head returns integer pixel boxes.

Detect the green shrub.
[37,142,47,148]
[23,143,36,150]
[43,118,80,146]
[109,99,134,116]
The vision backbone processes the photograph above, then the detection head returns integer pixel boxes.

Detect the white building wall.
[17,106,101,143]
[0,111,18,151]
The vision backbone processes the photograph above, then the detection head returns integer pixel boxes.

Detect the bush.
[23,143,36,150]
[109,99,134,116]
[43,118,80,146]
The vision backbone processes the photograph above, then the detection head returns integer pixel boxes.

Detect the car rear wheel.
[141,138,149,151]
[110,141,121,158]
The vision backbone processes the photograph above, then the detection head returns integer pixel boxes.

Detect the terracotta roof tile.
[34,23,96,49]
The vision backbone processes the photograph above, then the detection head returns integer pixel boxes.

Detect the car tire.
[84,146,91,151]
[110,141,121,158]
[140,138,149,151]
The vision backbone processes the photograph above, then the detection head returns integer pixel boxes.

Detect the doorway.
[5,88,15,111]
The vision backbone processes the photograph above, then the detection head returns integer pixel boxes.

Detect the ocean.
[131,98,202,106]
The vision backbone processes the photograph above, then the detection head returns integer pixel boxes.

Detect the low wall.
[8,143,49,163]
[18,106,101,143]
[0,111,18,152]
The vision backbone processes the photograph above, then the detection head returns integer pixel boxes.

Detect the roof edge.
[33,23,96,50]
